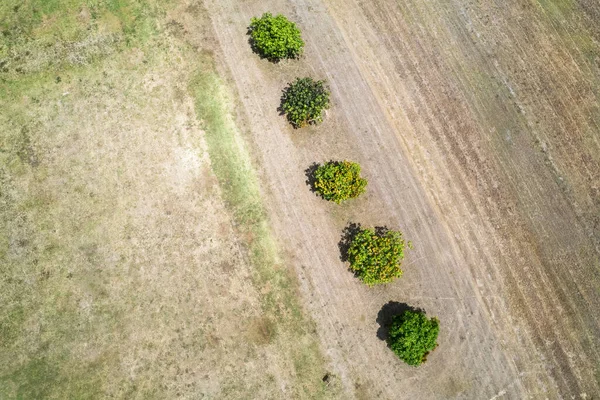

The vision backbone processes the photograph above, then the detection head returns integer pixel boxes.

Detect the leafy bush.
[312,161,367,203]
[388,310,439,366]
[281,77,330,128]
[248,13,304,61]
[346,227,410,285]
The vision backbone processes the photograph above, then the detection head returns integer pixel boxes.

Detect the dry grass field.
[1,0,599,399]
[1,1,336,398]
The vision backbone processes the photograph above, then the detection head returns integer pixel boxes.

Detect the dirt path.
[201,0,599,398]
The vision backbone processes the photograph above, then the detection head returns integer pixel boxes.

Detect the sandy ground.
[198,0,600,398]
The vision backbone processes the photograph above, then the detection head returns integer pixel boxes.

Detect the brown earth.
[193,0,600,398]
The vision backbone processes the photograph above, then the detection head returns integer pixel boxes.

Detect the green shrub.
[281,77,330,128]
[388,310,439,366]
[248,13,304,61]
[346,227,410,285]
[312,161,367,203]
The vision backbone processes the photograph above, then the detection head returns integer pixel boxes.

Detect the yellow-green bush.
[312,161,367,203]
[248,13,304,61]
[347,227,410,285]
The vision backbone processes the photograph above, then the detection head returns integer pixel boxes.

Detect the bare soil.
[200,0,600,398]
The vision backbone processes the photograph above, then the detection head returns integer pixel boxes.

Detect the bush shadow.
[304,162,320,194]
[246,28,260,57]
[376,301,422,342]
[277,86,288,118]
[277,85,297,129]
[338,222,362,262]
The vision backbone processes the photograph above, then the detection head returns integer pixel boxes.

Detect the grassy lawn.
[0,1,337,398]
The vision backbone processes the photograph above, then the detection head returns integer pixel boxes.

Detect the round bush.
[313,161,367,203]
[388,310,439,366]
[281,77,330,128]
[248,13,304,61]
[347,227,410,285]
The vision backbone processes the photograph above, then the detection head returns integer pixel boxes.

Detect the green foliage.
[388,310,439,366]
[248,13,304,61]
[281,77,330,128]
[347,227,409,285]
[312,161,367,203]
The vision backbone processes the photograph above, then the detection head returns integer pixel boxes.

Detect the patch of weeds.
[0,284,115,399]
[0,4,172,398]
[0,0,167,84]
[1,356,62,400]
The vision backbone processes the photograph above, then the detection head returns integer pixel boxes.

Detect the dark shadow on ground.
[246,28,260,57]
[277,84,295,128]
[277,86,287,117]
[376,301,422,342]
[338,222,362,262]
[304,162,320,194]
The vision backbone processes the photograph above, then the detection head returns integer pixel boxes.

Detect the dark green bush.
[248,13,304,61]
[281,77,330,128]
[388,310,439,366]
[312,161,367,203]
[346,227,410,285]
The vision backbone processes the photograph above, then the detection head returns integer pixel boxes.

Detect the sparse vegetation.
[388,309,439,366]
[312,161,367,203]
[281,77,330,128]
[0,2,335,398]
[248,13,304,61]
[346,227,410,285]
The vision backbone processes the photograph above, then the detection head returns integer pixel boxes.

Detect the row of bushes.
[248,13,439,367]
[249,13,330,128]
